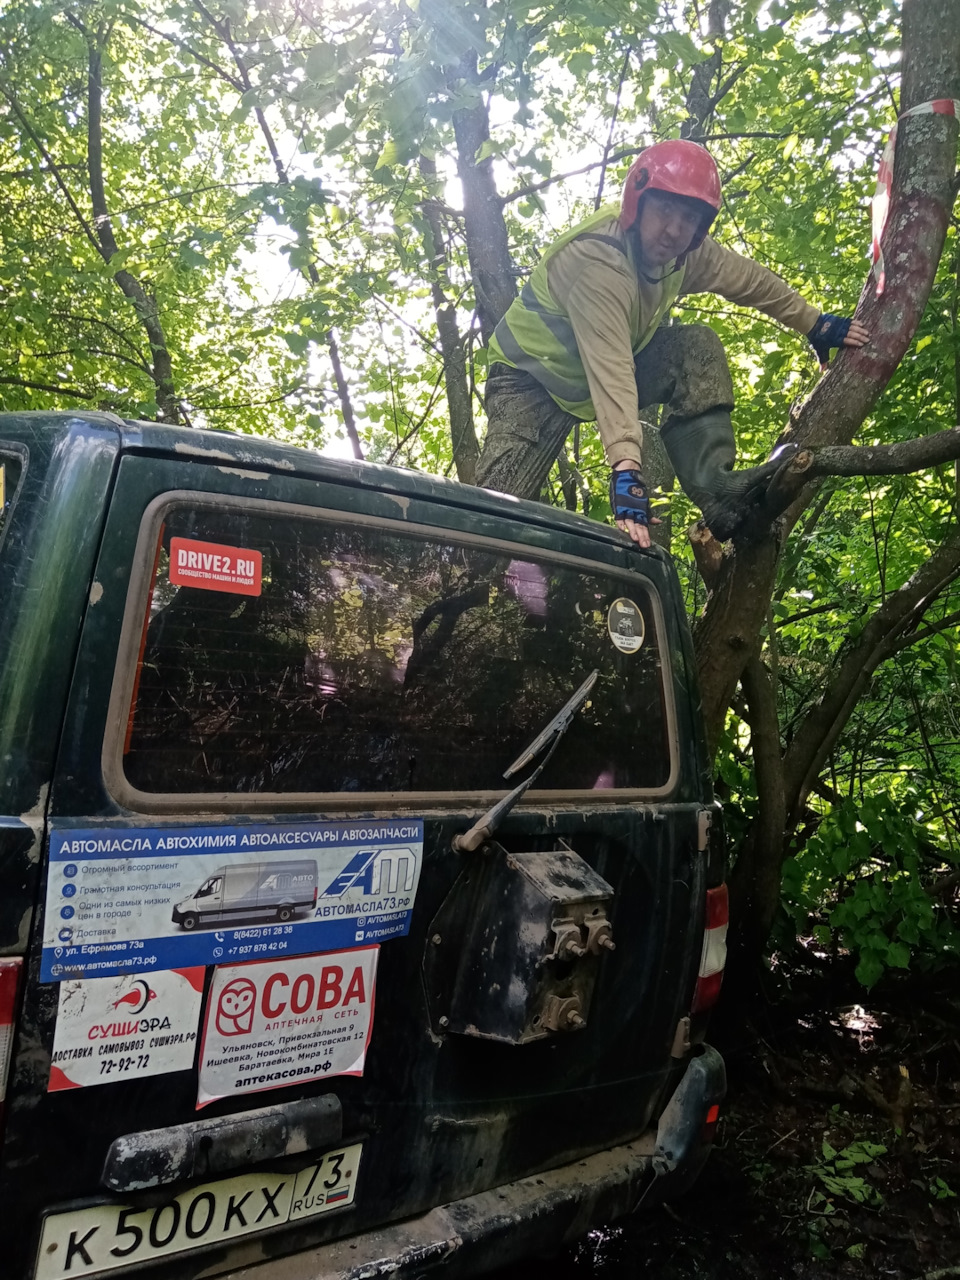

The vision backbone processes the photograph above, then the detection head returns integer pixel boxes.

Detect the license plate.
[34,1143,362,1280]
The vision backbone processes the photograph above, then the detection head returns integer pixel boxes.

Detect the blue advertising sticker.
[41,819,424,982]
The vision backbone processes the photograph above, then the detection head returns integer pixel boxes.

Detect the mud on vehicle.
[0,412,726,1280]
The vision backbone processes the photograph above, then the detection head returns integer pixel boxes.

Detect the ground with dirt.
[499,966,960,1280]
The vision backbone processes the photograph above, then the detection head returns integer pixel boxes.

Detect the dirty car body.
[0,413,726,1280]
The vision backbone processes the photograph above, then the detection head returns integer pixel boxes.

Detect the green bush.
[780,796,960,988]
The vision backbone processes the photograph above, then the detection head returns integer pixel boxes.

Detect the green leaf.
[567,51,594,77]
[375,139,401,169]
[230,87,259,122]
[177,243,208,270]
[885,940,910,968]
[855,951,885,989]
[283,331,310,356]
[323,122,353,152]
[305,42,338,84]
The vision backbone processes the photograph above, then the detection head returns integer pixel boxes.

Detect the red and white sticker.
[49,968,204,1091]
[169,537,262,596]
[872,98,960,296]
[197,948,378,1109]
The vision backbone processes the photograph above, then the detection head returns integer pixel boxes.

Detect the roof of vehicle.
[0,410,669,563]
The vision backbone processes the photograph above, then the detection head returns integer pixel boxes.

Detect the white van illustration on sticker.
[172,860,318,930]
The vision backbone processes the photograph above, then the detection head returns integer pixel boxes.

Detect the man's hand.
[610,462,651,548]
[808,314,871,368]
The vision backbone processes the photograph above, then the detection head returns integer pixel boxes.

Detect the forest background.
[2,0,960,999]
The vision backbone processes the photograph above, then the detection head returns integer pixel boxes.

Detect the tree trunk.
[700,0,960,975]
[86,35,179,422]
[679,0,732,140]
[451,52,517,344]
[728,650,789,957]
[420,158,480,483]
[694,0,960,759]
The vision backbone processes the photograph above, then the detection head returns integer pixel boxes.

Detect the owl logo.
[216,977,257,1036]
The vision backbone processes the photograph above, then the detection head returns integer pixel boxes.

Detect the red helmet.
[621,140,721,251]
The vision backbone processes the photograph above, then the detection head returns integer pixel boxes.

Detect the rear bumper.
[212,1046,725,1280]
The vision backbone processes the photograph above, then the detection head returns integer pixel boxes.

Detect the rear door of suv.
[3,442,708,1280]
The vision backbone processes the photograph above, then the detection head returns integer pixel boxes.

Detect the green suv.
[0,412,726,1280]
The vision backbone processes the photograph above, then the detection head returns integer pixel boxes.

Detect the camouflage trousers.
[476,324,735,500]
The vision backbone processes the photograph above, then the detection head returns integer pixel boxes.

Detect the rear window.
[115,501,674,799]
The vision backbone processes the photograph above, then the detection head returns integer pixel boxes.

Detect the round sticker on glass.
[607,598,645,654]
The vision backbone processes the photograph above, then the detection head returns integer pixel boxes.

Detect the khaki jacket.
[539,217,820,466]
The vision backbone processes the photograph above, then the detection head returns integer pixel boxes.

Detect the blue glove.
[808,313,852,368]
[610,468,649,526]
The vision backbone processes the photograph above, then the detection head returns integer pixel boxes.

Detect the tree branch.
[50,311,149,364]
[502,148,642,206]
[419,153,479,484]
[595,47,634,211]
[385,373,446,467]
[782,522,960,825]
[188,382,307,411]
[122,13,244,92]
[887,605,960,655]
[0,374,95,399]
[190,3,364,458]
[0,84,103,259]
[81,29,179,422]
[501,133,785,208]
[765,426,960,508]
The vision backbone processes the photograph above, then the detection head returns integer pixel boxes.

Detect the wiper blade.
[503,669,599,779]
[453,669,599,853]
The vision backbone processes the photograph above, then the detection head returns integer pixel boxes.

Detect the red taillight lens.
[692,885,728,1014]
[0,957,24,1125]
[703,1101,721,1142]
[313,886,318,907]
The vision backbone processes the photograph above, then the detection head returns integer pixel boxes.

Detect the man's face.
[634,190,704,269]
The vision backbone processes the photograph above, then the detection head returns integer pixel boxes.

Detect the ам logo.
[322,848,417,898]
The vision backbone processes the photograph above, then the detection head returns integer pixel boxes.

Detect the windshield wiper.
[453,669,599,853]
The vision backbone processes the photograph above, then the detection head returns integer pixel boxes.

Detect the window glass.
[0,449,24,543]
[122,506,672,795]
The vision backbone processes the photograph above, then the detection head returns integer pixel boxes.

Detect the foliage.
[782,797,960,987]
[0,0,339,436]
[810,1137,888,1208]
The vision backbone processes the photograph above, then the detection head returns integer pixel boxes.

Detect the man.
[476,139,870,544]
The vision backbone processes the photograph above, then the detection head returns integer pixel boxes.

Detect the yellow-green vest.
[489,204,685,420]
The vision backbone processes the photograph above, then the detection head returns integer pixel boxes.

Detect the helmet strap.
[637,259,685,285]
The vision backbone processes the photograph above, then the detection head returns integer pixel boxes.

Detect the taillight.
[313,886,318,907]
[0,957,23,1127]
[692,885,728,1013]
[703,1101,721,1143]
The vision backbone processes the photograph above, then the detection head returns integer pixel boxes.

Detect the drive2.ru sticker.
[169,537,262,596]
